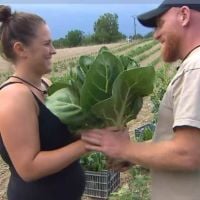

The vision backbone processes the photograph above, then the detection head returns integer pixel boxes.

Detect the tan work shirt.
[152,47,200,200]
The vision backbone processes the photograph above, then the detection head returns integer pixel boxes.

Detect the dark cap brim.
[137,6,170,27]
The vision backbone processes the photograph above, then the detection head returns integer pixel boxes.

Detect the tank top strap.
[0,81,41,105]
[0,81,23,90]
[30,91,43,105]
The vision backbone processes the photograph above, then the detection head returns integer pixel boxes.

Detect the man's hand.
[82,127,132,160]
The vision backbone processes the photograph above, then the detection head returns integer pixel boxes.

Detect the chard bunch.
[46,47,155,133]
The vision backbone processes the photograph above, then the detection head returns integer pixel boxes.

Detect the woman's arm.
[0,84,87,182]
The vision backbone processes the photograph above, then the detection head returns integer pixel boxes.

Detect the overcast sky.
[2,1,162,39]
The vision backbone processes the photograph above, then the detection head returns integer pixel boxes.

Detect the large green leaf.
[113,66,155,108]
[98,46,109,54]
[119,55,140,70]
[46,88,88,130]
[79,55,94,74]
[47,82,68,96]
[76,56,94,91]
[91,66,155,127]
[80,51,123,110]
[91,97,143,127]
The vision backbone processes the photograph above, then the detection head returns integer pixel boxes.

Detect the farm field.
[0,39,177,200]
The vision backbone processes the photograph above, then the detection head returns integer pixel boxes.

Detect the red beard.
[161,31,180,62]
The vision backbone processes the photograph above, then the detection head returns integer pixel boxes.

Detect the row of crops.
[0,38,166,85]
[50,39,161,81]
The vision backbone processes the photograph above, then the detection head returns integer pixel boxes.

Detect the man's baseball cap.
[137,0,200,27]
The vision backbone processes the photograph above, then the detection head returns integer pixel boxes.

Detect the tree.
[82,34,95,45]
[66,30,84,47]
[93,13,123,43]
[53,38,68,48]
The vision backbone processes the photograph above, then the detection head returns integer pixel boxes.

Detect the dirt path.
[0,160,9,200]
[52,42,124,62]
[139,49,161,67]
[134,43,160,61]
[115,40,154,56]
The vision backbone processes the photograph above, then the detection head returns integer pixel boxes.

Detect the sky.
[2,1,162,40]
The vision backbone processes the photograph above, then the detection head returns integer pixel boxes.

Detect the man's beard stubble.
[161,31,180,63]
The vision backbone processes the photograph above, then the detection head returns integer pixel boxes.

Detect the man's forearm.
[123,140,198,171]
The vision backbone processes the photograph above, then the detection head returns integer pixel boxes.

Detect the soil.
[0,161,9,200]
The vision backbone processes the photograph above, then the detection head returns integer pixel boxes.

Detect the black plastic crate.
[83,170,120,199]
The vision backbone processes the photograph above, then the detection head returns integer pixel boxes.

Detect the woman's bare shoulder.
[0,83,36,114]
[0,81,30,96]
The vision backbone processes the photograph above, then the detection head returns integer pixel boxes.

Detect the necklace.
[9,75,48,95]
[182,44,200,62]
[177,45,200,71]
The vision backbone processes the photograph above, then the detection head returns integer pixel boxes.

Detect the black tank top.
[0,82,85,200]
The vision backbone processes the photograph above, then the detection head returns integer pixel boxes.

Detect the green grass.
[109,166,151,200]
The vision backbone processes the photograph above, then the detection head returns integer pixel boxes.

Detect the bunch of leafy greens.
[80,152,106,171]
[45,47,155,133]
